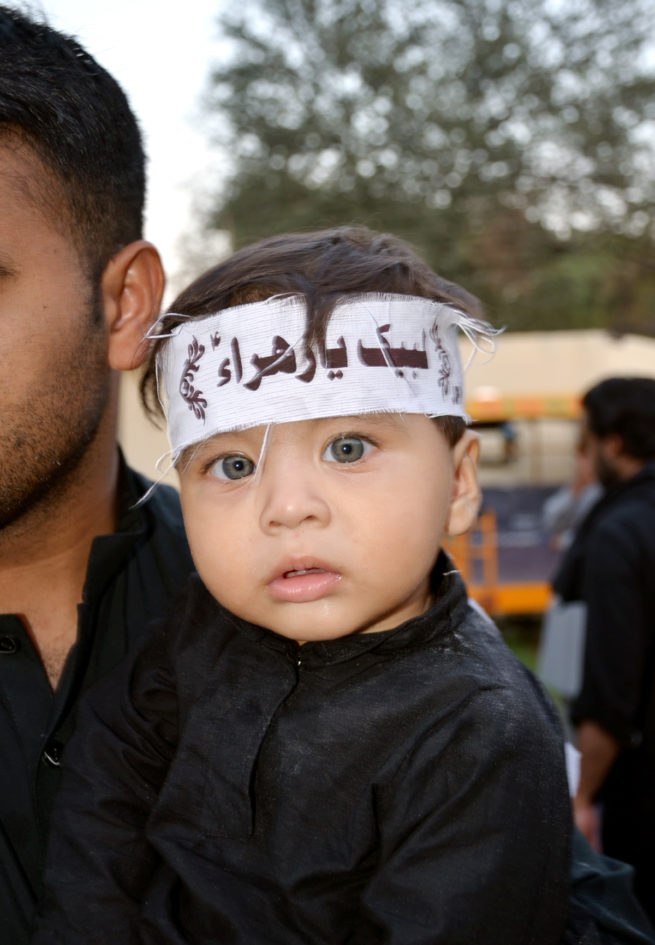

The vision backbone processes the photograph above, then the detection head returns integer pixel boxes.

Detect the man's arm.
[573,513,650,744]
[573,720,621,850]
[571,511,651,854]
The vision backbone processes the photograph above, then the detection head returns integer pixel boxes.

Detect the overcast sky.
[11,0,229,294]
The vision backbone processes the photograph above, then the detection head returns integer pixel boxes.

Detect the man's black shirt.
[0,460,194,945]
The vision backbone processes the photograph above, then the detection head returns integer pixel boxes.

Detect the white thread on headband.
[154,293,498,460]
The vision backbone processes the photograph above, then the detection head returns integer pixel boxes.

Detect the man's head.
[581,377,655,489]
[0,4,144,281]
[144,226,486,641]
[0,6,164,535]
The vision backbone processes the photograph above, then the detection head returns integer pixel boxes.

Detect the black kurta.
[0,460,194,945]
[561,461,655,921]
[34,559,572,944]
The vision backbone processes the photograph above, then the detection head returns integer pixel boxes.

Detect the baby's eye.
[323,436,373,464]
[208,454,256,480]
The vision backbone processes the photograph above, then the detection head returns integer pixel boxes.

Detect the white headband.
[155,293,495,459]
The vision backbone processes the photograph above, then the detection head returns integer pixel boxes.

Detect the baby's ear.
[445,430,481,537]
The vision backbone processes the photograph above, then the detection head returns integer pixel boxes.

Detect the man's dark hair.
[0,5,145,280]
[583,377,655,460]
[141,226,486,446]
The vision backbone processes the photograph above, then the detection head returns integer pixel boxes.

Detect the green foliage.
[201,0,655,333]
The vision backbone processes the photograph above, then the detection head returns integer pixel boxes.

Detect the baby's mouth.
[284,567,326,578]
[268,565,341,603]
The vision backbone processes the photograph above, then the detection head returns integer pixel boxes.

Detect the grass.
[497,614,569,725]
[496,615,542,673]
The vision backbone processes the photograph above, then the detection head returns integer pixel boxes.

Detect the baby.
[34,227,572,944]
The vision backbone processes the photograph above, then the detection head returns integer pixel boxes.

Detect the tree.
[201,0,655,332]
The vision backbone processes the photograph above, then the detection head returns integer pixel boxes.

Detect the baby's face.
[178,414,479,644]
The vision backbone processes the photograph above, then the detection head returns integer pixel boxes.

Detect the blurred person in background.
[555,377,655,923]
[543,431,603,553]
[538,430,603,707]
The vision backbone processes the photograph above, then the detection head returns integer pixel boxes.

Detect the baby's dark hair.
[0,5,145,281]
[141,226,485,445]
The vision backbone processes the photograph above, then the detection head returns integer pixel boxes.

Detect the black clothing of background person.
[556,461,655,922]
[0,461,194,945]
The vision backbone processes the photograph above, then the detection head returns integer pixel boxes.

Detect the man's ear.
[603,432,624,460]
[101,240,165,371]
[446,430,482,537]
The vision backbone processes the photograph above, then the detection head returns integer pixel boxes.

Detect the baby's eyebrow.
[179,431,247,466]
[328,413,407,429]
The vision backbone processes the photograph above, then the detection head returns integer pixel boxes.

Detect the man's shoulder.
[125,466,181,510]
[589,477,655,549]
[143,480,186,531]
[111,467,195,630]
[123,467,188,538]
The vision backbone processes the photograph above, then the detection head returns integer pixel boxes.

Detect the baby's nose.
[258,462,331,533]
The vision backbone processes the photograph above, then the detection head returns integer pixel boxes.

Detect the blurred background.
[19,0,655,654]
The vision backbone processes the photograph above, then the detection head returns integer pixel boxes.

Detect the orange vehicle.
[442,387,582,618]
[444,508,554,618]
